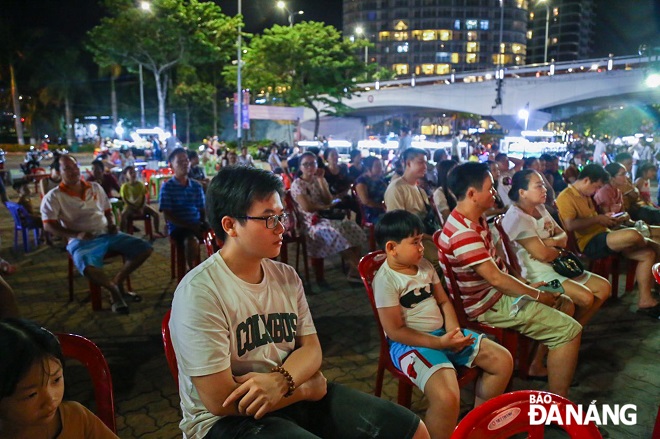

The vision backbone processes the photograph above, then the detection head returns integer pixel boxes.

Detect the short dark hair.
[447,162,491,201]
[432,148,447,163]
[349,149,362,161]
[577,164,610,183]
[539,153,553,162]
[375,210,425,249]
[523,157,539,169]
[363,155,380,171]
[187,150,199,160]
[508,169,536,202]
[323,147,337,161]
[91,159,104,171]
[604,162,624,177]
[636,162,657,179]
[0,319,64,400]
[206,167,284,240]
[494,153,508,163]
[614,152,633,163]
[401,147,427,164]
[168,147,187,164]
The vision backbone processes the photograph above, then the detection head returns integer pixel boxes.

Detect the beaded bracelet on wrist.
[271,366,295,397]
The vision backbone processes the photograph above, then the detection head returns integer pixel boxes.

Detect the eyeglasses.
[235,213,290,229]
[301,161,317,168]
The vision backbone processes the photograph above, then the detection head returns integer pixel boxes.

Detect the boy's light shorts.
[389,328,483,392]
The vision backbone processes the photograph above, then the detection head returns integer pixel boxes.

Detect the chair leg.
[397,379,413,408]
[311,258,324,283]
[170,241,176,280]
[280,242,289,264]
[301,240,310,286]
[144,215,153,240]
[89,282,103,311]
[625,261,637,293]
[374,363,385,397]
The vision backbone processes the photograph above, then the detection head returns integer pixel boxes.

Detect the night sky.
[3,0,659,58]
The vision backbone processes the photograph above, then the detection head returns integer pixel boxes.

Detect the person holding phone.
[557,164,660,320]
[502,170,611,326]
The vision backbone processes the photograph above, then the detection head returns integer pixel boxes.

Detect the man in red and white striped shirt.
[436,162,582,397]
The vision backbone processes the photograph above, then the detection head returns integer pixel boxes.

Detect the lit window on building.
[467,31,478,41]
[379,31,391,41]
[515,55,524,65]
[465,19,477,30]
[466,53,477,63]
[451,53,460,63]
[422,30,437,41]
[454,19,461,30]
[480,20,489,30]
[527,30,533,39]
[551,37,558,44]
[420,64,435,75]
[393,32,409,41]
[397,43,409,53]
[436,64,451,74]
[466,42,479,53]
[500,43,506,53]
[516,0,526,8]
[530,12,534,19]
[553,7,559,16]
[492,54,512,65]
[393,64,409,75]
[439,29,453,41]
[512,43,525,54]
[436,52,450,62]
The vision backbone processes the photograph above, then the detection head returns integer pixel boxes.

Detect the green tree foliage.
[567,105,659,137]
[87,0,239,130]
[224,22,369,137]
[172,65,214,146]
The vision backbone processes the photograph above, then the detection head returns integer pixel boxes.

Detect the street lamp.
[355,26,368,65]
[237,0,242,145]
[276,1,303,28]
[139,2,151,127]
[518,106,530,131]
[140,1,151,11]
[538,0,551,64]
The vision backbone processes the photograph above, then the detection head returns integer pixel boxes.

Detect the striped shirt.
[436,209,505,319]
[159,177,205,233]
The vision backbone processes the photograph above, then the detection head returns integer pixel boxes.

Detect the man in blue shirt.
[160,148,207,271]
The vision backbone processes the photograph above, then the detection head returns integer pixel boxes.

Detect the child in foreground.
[373,210,513,439]
[0,318,118,439]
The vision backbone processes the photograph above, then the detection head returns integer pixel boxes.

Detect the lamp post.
[237,0,242,145]
[538,0,551,64]
[355,26,368,65]
[139,2,151,127]
[276,1,303,28]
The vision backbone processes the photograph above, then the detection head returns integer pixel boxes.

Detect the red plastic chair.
[203,229,223,257]
[492,214,522,276]
[435,231,530,382]
[281,192,311,285]
[67,252,132,312]
[351,184,377,251]
[653,262,660,284]
[126,212,154,240]
[161,310,179,386]
[285,191,325,283]
[452,390,602,438]
[169,234,203,282]
[56,333,117,433]
[358,250,478,407]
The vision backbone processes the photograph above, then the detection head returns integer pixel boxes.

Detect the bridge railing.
[357,55,653,91]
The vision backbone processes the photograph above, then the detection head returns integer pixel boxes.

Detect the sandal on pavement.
[111,301,130,315]
[636,304,660,320]
[0,260,17,276]
[123,291,143,303]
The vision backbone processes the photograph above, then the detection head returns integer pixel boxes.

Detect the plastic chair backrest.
[203,229,223,257]
[653,262,660,285]
[284,191,306,236]
[492,214,522,275]
[435,242,471,328]
[141,168,156,182]
[159,167,174,176]
[5,201,38,229]
[452,390,602,438]
[161,310,179,386]
[56,333,116,433]
[351,184,370,227]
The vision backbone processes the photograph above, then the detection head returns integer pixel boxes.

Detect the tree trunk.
[154,69,168,129]
[313,108,320,139]
[9,63,25,145]
[110,75,118,127]
[64,94,74,146]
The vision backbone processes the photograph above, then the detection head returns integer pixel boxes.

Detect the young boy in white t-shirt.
[373,210,513,439]
[169,167,431,439]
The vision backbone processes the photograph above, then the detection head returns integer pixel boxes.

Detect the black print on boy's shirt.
[399,284,433,309]
[237,313,297,356]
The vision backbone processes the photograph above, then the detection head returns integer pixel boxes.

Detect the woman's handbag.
[419,188,441,235]
[551,248,585,278]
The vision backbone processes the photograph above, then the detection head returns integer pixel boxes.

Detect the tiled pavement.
[3,169,658,438]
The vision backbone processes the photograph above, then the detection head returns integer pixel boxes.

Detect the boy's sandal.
[0,260,17,276]
[111,301,130,315]
[123,291,143,303]
[636,304,660,320]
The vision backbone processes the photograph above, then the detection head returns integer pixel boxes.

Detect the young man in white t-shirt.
[373,210,512,439]
[169,166,430,439]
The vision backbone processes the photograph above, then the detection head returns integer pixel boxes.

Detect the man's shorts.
[477,294,582,350]
[205,382,420,439]
[582,232,616,259]
[67,233,152,275]
[389,328,483,392]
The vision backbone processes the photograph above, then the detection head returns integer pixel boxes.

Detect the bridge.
[298,55,660,137]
